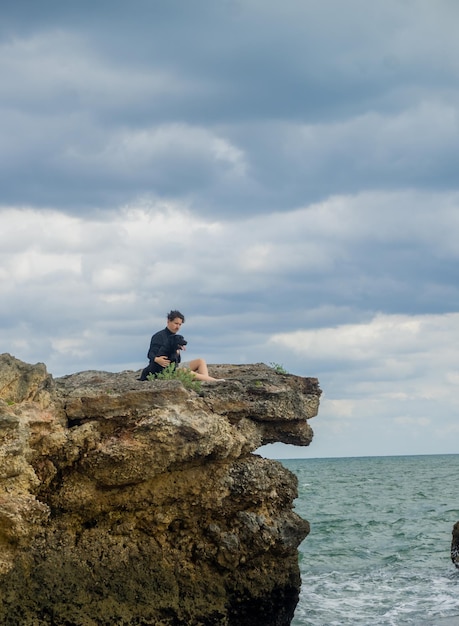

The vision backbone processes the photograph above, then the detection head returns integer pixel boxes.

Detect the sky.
[1,0,459,459]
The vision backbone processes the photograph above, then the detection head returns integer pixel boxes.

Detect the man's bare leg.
[187,358,224,382]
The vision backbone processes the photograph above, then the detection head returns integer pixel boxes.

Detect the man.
[139,310,223,382]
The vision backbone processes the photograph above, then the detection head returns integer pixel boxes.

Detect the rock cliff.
[452,521,459,568]
[0,354,321,626]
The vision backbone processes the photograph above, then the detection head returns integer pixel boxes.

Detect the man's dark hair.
[167,310,185,322]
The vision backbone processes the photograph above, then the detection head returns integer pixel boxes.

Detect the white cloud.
[69,124,248,180]
[269,312,459,388]
[51,336,92,359]
[270,313,428,362]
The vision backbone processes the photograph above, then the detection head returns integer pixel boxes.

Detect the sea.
[281,454,459,626]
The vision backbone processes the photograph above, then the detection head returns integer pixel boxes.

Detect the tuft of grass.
[147,364,202,393]
[269,362,289,375]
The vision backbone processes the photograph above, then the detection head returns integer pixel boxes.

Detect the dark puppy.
[170,334,187,363]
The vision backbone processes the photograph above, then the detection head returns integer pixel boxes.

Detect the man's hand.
[155,356,171,368]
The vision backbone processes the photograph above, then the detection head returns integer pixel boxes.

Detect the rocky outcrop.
[0,354,321,626]
[452,521,459,568]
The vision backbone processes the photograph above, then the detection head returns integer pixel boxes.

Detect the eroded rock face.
[0,354,321,626]
[452,521,459,569]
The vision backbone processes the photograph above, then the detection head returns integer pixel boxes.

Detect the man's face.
[167,317,183,334]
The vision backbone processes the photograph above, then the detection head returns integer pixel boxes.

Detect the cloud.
[270,310,459,389]
[271,313,437,366]
[1,1,459,214]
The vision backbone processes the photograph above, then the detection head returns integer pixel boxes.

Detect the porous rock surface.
[0,354,321,626]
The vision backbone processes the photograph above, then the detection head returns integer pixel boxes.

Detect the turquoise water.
[282,455,459,626]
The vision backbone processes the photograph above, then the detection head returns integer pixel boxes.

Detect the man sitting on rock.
[139,310,224,382]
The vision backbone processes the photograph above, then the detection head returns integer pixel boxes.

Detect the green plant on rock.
[269,362,289,375]
[147,364,202,393]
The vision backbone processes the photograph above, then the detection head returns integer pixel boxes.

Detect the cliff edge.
[0,354,321,626]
